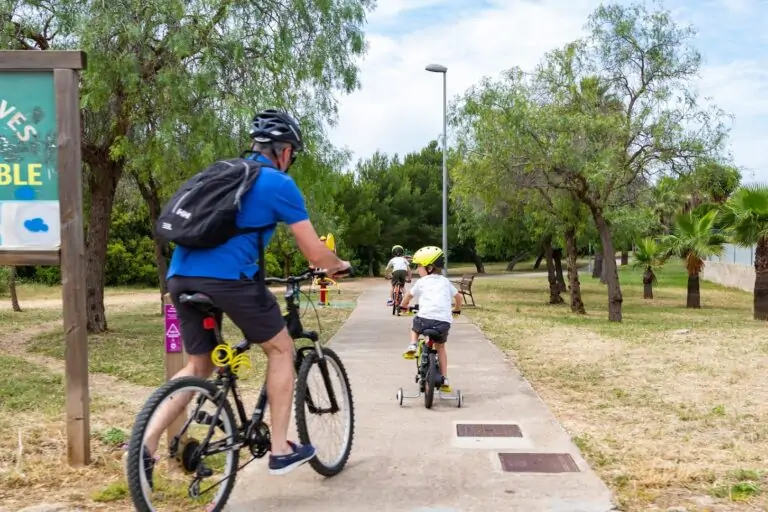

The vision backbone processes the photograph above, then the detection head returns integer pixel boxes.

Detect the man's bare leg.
[259,327,295,455]
[144,355,215,455]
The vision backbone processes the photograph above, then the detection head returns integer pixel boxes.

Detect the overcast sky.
[326,0,768,183]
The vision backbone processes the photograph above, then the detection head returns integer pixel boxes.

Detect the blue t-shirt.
[167,154,309,280]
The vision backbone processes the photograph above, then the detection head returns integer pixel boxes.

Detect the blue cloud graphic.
[24,217,49,233]
[14,186,36,200]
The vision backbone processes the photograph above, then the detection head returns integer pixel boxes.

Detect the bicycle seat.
[179,292,215,308]
[422,328,443,341]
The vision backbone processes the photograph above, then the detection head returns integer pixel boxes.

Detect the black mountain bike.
[126,269,355,512]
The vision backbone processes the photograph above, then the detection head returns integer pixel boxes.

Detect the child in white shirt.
[399,246,461,392]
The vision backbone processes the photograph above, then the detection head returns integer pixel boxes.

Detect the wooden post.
[163,293,187,446]
[0,50,89,466]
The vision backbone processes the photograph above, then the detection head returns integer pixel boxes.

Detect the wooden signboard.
[0,50,90,466]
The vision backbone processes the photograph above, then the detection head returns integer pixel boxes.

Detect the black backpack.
[156,156,272,251]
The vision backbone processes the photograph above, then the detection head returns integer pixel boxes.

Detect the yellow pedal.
[440,385,452,393]
[402,353,416,360]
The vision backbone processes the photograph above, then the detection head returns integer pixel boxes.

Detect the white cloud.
[329,0,768,182]
[330,0,598,162]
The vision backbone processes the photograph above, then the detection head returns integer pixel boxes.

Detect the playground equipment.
[316,233,339,306]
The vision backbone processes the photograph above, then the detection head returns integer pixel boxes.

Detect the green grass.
[26,289,362,388]
[28,309,167,387]
[0,354,64,414]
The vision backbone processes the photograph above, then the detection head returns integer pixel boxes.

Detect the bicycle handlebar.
[264,266,353,285]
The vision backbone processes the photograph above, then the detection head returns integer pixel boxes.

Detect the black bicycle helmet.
[249,109,305,153]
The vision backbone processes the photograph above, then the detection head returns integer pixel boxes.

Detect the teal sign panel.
[0,71,60,250]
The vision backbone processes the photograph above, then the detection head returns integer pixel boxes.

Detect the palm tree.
[662,210,726,308]
[720,184,768,320]
[633,238,665,299]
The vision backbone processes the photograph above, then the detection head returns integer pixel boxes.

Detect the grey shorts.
[391,269,407,286]
[167,276,285,355]
[412,315,451,343]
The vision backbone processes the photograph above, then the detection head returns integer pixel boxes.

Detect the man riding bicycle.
[385,244,411,306]
[140,109,351,481]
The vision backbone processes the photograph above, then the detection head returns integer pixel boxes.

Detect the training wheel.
[456,390,463,408]
[396,388,404,406]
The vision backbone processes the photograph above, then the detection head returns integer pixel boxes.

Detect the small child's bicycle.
[396,306,463,409]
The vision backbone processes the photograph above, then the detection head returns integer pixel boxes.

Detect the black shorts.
[391,269,407,286]
[412,316,451,343]
[167,276,285,355]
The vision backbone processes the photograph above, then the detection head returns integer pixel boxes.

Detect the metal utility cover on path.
[456,423,522,437]
[498,453,580,473]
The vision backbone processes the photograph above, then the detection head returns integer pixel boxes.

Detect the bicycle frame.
[172,271,343,463]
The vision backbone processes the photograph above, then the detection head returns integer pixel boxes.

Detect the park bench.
[451,273,477,307]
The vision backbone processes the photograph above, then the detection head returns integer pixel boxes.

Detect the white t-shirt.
[410,274,459,323]
[388,256,410,272]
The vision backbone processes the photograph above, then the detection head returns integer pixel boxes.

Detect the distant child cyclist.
[385,244,411,306]
[399,246,461,392]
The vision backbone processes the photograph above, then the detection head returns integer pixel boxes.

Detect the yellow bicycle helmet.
[412,246,444,270]
[391,245,404,256]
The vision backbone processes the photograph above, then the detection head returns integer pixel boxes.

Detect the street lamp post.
[425,63,448,276]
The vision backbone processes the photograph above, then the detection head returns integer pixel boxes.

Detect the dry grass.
[0,283,363,510]
[466,263,768,511]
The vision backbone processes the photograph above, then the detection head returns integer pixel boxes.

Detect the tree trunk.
[135,174,168,315]
[621,250,629,266]
[8,266,21,312]
[553,248,566,292]
[591,208,623,321]
[564,227,585,314]
[642,267,654,299]
[600,256,608,284]
[84,162,122,333]
[506,254,527,271]
[543,236,564,305]
[687,273,701,308]
[592,253,603,278]
[470,250,485,274]
[533,252,544,270]
[283,255,292,278]
[753,236,768,320]
[368,247,375,277]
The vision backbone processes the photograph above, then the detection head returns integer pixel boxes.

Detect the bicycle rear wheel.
[126,377,239,512]
[295,348,355,477]
[424,353,436,409]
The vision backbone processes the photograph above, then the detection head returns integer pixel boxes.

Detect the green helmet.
[392,245,404,256]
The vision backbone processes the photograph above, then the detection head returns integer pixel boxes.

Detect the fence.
[707,243,756,266]
[703,243,755,292]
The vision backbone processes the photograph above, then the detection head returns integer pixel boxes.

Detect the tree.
[8,266,21,312]
[720,185,768,319]
[525,3,725,321]
[632,238,665,299]
[662,210,726,308]
[4,0,374,331]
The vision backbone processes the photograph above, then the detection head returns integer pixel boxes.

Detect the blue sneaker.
[268,441,316,475]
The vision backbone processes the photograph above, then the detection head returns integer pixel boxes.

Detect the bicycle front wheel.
[295,347,355,477]
[126,376,240,512]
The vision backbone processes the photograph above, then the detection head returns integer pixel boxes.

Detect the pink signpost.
[163,294,186,445]
[164,301,182,353]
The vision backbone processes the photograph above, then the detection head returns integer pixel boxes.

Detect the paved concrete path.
[228,281,615,512]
